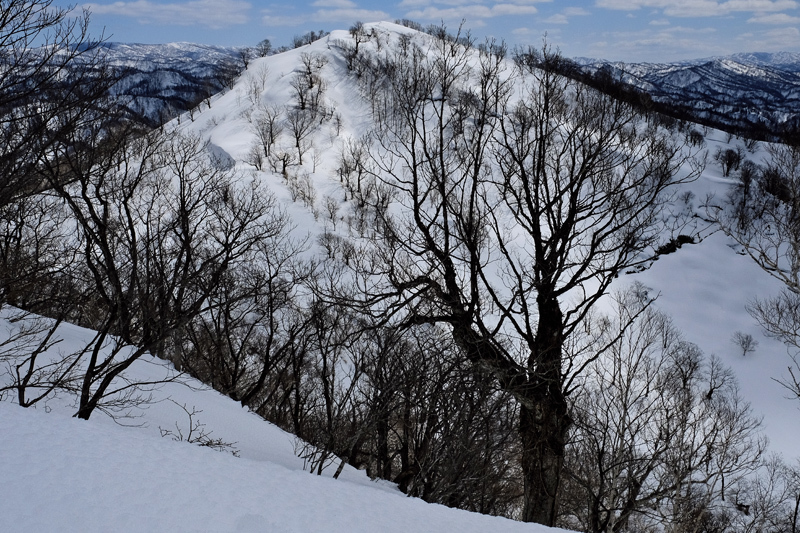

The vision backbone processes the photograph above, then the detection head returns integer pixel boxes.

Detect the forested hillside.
[570,53,800,141]
[3,3,800,531]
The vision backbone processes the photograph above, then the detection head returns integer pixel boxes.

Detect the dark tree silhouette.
[336,33,701,525]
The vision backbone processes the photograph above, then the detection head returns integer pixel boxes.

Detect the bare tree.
[250,103,283,157]
[245,64,270,105]
[0,1,136,410]
[237,47,252,70]
[561,287,764,532]
[292,300,370,477]
[729,455,800,533]
[336,33,700,525]
[254,39,272,57]
[292,30,329,49]
[715,142,800,400]
[0,192,75,312]
[728,159,760,231]
[158,399,239,455]
[0,309,82,407]
[174,220,311,409]
[339,21,371,71]
[286,108,316,165]
[732,331,759,356]
[715,147,744,177]
[33,126,283,419]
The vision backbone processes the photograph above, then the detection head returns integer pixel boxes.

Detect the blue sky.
[68,0,800,62]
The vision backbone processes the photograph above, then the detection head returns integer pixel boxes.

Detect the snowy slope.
[631,131,799,456]
[0,375,566,533]
[3,21,800,532]
[0,306,567,532]
[173,21,799,458]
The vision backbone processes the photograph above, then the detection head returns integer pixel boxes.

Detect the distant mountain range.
[99,41,800,139]
[97,42,242,126]
[574,52,800,139]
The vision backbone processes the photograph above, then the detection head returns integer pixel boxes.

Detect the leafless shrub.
[286,170,317,209]
[159,399,239,456]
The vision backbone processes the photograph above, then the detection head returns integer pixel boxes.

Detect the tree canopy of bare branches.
[715,143,800,400]
[335,31,701,525]
[0,0,119,209]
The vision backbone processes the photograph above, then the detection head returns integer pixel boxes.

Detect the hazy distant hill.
[98,42,243,126]
[575,52,800,138]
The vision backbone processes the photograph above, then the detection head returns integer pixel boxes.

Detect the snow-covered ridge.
[176,14,800,489]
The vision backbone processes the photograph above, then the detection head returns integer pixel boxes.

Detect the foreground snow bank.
[0,305,567,532]
[0,399,568,533]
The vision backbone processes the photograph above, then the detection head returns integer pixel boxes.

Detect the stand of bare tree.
[329,27,702,525]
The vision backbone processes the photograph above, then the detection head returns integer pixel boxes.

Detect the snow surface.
[2,21,799,532]
[0,309,566,532]
[0,393,565,532]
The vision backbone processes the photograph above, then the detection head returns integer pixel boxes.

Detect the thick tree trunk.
[520,400,569,524]
[376,415,392,480]
[520,295,570,526]
[446,294,571,526]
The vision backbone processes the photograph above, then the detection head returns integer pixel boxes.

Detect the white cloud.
[767,25,800,38]
[564,7,590,16]
[543,14,568,23]
[311,0,356,7]
[747,12,800,22]
[588,25,725,61]
[493,3,541,15]
[262,6,389,27]
[542,5,590,24]
[84,0,251,28]
[261,13,304,26]
[405,3,539,21]
[314,7,389,21]
[595,0,798,17]
[400,0,550,13]
[400,0,485,6]
[650,18,671,24]
[736,25,800,47]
